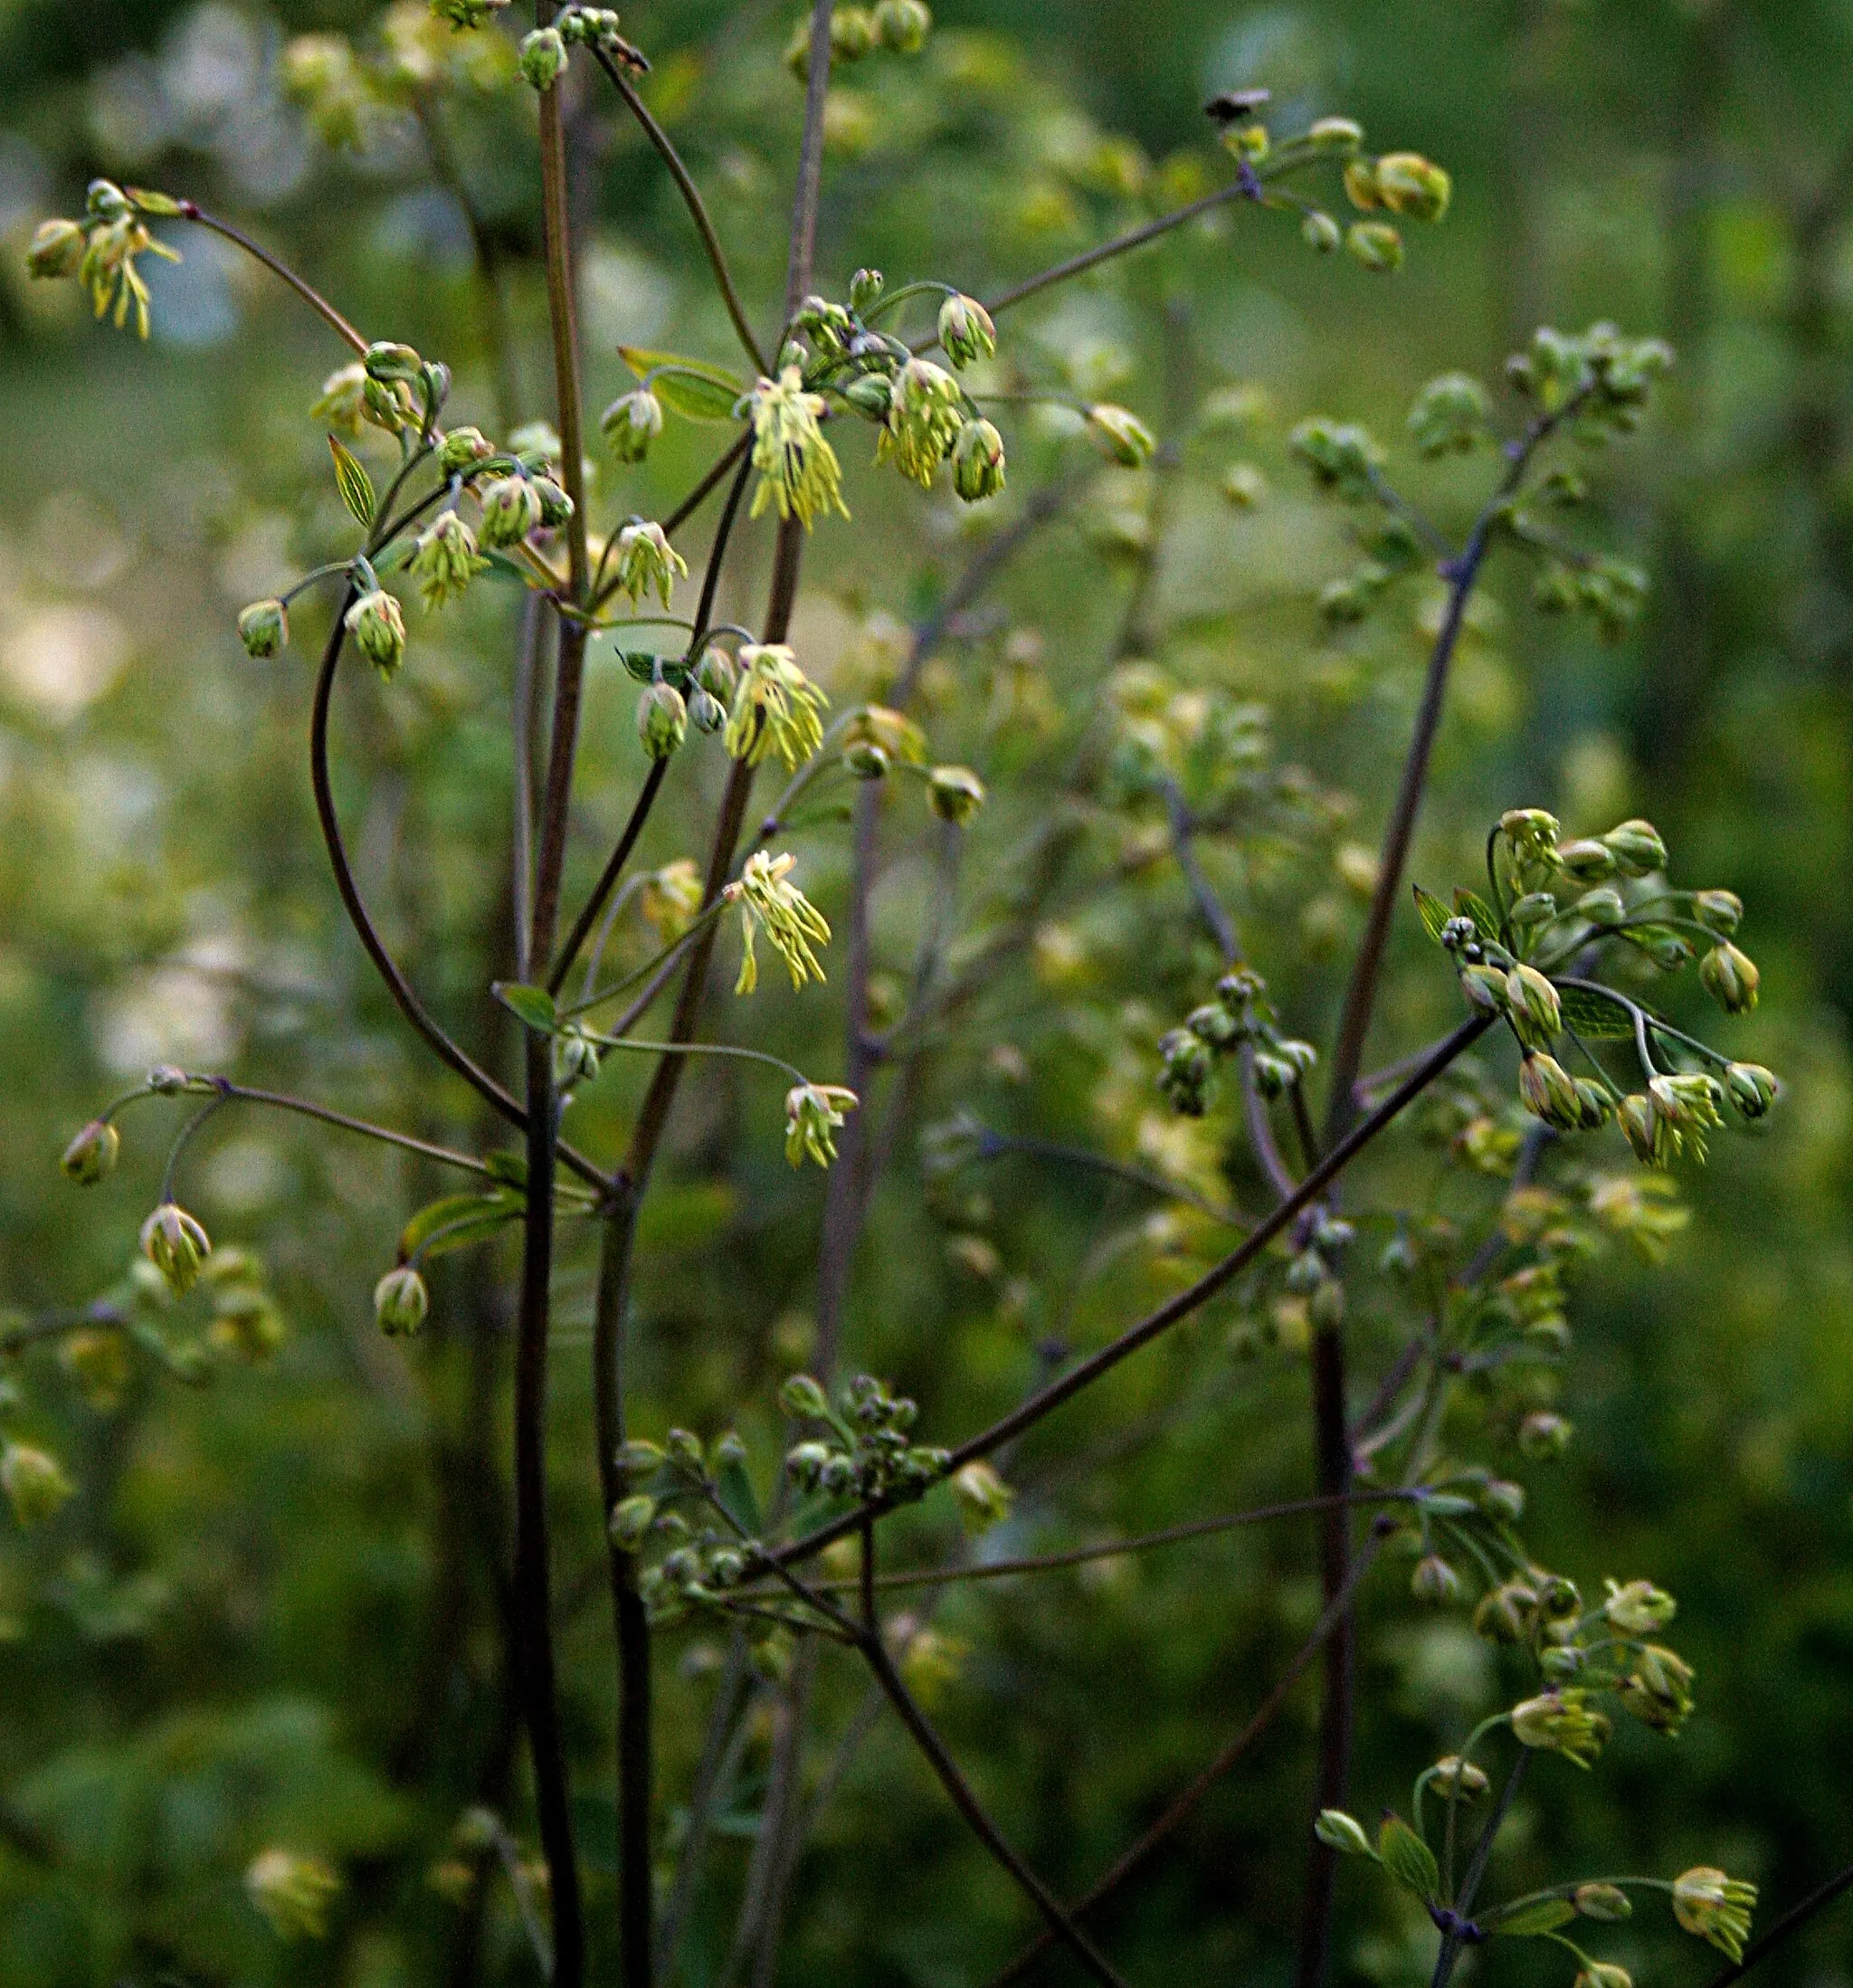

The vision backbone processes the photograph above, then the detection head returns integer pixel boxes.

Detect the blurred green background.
[0,1,1850,1983]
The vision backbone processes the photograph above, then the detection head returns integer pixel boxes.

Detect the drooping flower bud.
[1602,1576,1677,1634]
[637,680,688,761]
[1374,151,1452,221]
[238,598,290,659]
[1555,836,1618,881]
[781,1373,831,1419]
[1573,1883,1633,1922]
[1411,1554,1461,1604]
[1,1441,74,1527]
[831,5,877,59]
[1724,1061,1779,1118]
[62,1118,120,1185]
[437,424,495,475]
[609,1494,656,1546]
[938,291,996,369]
[1085,403,1156,466]
[1472,1579,1537,1644]
[519,25,568,88]
[1345,221,1404,271]
[531,476,574,528]
[1518,1410,1573,1460]
[1573,1965,1632,1988]
[1602,817,1666,875]
[478,474,543,548]
[1617,1092,1658,1164]
[1518,1051,1582,1131]
[1620,1642,1695,1732]
[952,417,1007,500]
[1506,964,1563,1047]
[345,589,407,676]
[849,266,886,311]
[245,1849,341,1941]
[412,511,487,611]
[951,1460,1013,1532]
[363,339,423,385]
[1430,1755,1488,1799]
[1692,889,1743,935]
[27,217,86,280]
[1312,1810,1373,1857]
[140,1202,212,1296]
[1700,941,1759,1014]
[374,1265,430,1337]
[928,766,986,824]
[1307,116,1364,153]
[872,0,932,52]
[1510,1688,1611,1767]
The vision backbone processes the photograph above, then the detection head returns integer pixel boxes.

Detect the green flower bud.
[531,476,574,528]
[1479,1477,1525,1523]
[345,588,407,675]
[928,765,986,823]
[1602,817,1666,876]
[62,1118,120,1185]
[1221,462,1268,507]
[432,0,511,24]
[952,1460,1013,1532]
[1343,157,1382,210]
[1576,886,1624,925]
[1313,1809,1373,1857]
[781,1373,831,1419]
[845,742,889,779]
[1602,1576,1677,1634]
[1509,890,1556,927]
[554,1023,601,1089]
[872,0,932,53]
[1617,1092,1658,1163]
[1575,1883,1633,1922]
[849,266,885,311]
[1305,116,1364,154]
[1518,1409,1573,1461]
[1700,941,1759,1014]
[1511,1688,1611,1767]
[413,511,488,611]
[1,1441,74,1527]
[609,1494,656,1546]
[1459,963,1508,1014]
[613,520,689,607]
[784,1081,859,1168]
[1411,1553,1462,1604]
[1556,837,1618,882]
[238,597,289,659]
[1473,1579,1537,1644]
[519,25,568,88]
[1430,1755,1488,1799]
[364,339,423,385]
[437,425,494,474]
[952,418,1007,501]
[245,1849,341,1941]
[1374,151,1452,222]
[831,5,877,58]
[1409,372,1488,455]
[1506,964,1563,1047]
[1693,889,1743,935]
[1345,221,1404,271]
[27,217,85,281]
[1620,1641,1696,1732]
[1672,1869,1757,1963]
[1085,403,1156,466]
[1573,1965,1632,1988]
[602,386,663,462]
[1301,210,1342,253]
[615,1438,665,1474]
[938,291,996,369]
[374,1265,429,1337]
[638,681,689,761]
[140,1202,212,1297]
[1724,1061,1779,1118]
[478,474,543,548]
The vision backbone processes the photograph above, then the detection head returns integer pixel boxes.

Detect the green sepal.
[328,435,376,528]
[1414,885,1452,944]
[1376,1814,1440,1901]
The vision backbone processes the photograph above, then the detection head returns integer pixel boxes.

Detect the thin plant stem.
[175,202,368,353]
[985,1526,1390,1988]
[592,49,769,374]
[1430,1750,1529,1988]
[308,587,608,1192]
[767,1013,1496,1573]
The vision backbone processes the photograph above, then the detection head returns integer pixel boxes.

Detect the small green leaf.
[1413,885,1452,944]
[496,983,560,1034]
[618,347,746,423]
[1313,1809,1374,1857]
[399,1193,522,1263]
[1557,983,1637,1041]
[125,186,185,216]
[715,1454,763,1535]
[482,1150,529,1189]
[1453,888,1502,941]
[1376,1815,1440,1901]
[1616,923,1694,970]
[1495,1898,1577,1937]
[328,434,376,528]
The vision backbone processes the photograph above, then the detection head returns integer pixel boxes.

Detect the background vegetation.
[0,2,1849,1985]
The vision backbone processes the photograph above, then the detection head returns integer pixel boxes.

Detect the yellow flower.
[724,643,829,772]
[729,851,831,994]
[747,366,849,528]
[784,1081,860,1167]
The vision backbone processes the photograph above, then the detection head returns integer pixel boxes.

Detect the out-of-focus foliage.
[0,3,1849,1986]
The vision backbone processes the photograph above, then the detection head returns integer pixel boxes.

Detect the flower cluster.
[1158,966,1318,1118]
[782,1373,952,1503]
[746,366,849,528]
[724,643,829,771]
[28,179,182,339]
[727,851,831,995]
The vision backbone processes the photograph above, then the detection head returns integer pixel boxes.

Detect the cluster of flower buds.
[27,179,183,339]
[1158,967,1318,1118]
[786,0,933,77]
[1289,417,1384,501]
[1506,322,1674,433]
[609,1429,768,1622]
[1423,808,1778,1165]
[1408,371,1490,456]
[782,1373,951,1503]
[1530,551,1650,642]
